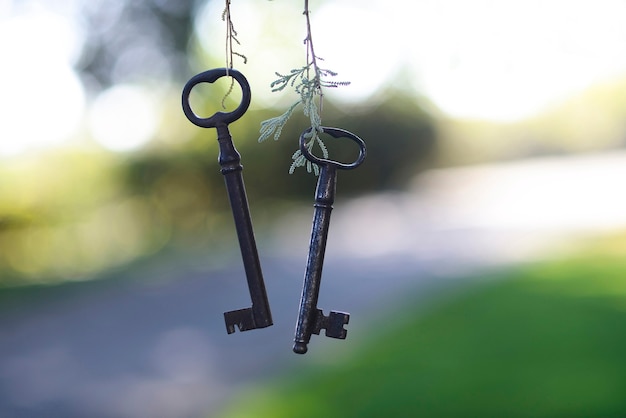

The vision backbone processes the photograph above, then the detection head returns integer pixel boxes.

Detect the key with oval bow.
[293,126,366,354]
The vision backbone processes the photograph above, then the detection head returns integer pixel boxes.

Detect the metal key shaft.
[293,127,366,354]
[182,68,272,333]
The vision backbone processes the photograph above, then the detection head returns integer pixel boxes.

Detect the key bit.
[312,309,350,339]
[293,127,366,355]
[224,308,256,334]
[182,68,273,333]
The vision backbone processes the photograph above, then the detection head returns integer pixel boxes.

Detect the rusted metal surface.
[293,127,366,354]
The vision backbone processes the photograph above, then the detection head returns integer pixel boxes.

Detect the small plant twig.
[258,0,350,175]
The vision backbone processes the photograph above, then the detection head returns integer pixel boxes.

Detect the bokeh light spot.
[89,84,159,152]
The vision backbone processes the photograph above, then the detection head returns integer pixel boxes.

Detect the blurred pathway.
[1,150,625,418]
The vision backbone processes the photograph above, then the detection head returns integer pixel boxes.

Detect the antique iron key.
[293,127,366,354]
[182,68,273,333]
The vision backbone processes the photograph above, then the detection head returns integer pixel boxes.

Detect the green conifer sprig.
[289,130,329,175]
[258,61,349,173]
[258,0,350,174]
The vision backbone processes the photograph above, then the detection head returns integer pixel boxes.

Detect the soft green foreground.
[216,242,626,418]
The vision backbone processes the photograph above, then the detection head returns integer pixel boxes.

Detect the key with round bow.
[182,68,273,334]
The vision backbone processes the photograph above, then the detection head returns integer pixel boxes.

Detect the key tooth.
[325,311,350,339]
[224,308,256,334]
[294,310,348,354]
[312,309,349,339]
[224,305,273,334]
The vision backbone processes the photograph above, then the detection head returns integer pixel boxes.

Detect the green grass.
[215,252,626,418]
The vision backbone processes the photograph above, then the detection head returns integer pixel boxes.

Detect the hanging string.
[221,0,247,107]
[303,0,322,114]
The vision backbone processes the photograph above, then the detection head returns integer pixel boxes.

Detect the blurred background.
[1,0,626,416]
